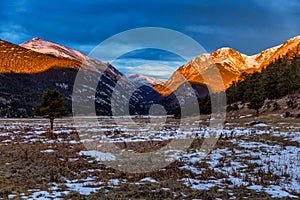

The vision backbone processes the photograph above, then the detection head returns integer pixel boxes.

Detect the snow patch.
[79,150,116,161]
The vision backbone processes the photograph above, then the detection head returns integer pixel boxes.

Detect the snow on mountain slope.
[210,47,248,73]
[258,35,300,67]
[154,35,300,95]
[0,39,82,73]
[252,45,281,68]
[19,35,300,96]
[20,37,170,87]
[126,74,166,85]
[20,37,122,76]
[20,37,89,63]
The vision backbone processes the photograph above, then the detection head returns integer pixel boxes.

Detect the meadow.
[0,115,299,199]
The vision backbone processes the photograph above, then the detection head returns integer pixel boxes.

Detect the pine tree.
[262,62,280,99]
[225,54,300,115]
[289,56,300,95]
[244,72,265,116]
[248,91,265,116]
[34,89,67,130]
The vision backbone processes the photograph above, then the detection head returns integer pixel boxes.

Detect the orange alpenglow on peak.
[20,37,89,62]
[0,39,81,73]
[1,34,299,93]
[154,35,300,96]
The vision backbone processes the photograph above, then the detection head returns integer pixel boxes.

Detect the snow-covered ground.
[0,117,299,199]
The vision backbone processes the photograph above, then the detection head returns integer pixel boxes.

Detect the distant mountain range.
[125,74,166,86]
[0,35,299,117]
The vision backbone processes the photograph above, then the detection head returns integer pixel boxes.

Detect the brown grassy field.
[0,116,299,199]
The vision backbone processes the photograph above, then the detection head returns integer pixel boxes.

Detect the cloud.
[111,58,185,79]
[185,25,220,34]
[122,63,176,79]
[1,0,300,73]
[0,24,29,43]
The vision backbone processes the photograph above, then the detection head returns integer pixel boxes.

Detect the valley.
[0,34,299,199]
[1,35,300,118]
[2,0,300,199]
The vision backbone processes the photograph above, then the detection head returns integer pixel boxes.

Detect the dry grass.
[0,133,281,199]
[0,117,299,199]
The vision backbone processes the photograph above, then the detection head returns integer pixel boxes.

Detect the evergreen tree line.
[198,54,300,115]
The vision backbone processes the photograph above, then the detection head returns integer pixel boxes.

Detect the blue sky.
[1,0,300,78]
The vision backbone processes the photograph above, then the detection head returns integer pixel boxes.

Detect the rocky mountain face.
[154,35,300,96]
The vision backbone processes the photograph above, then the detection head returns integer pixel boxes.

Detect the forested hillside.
[227,55,300,101]
[226,54,300,115]
[196,54,300,116]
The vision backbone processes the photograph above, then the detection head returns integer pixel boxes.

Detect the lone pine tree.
[35,89,67,130]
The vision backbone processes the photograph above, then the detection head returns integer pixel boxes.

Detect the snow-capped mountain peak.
[20,37,89,63]
[154,34,300,95]
[19,37,117,73]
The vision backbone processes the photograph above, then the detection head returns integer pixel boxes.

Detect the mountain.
[0,38,174,117]
[19,38,185,115]
[0,39,81,73]
[0,39,127,117]
[125,74,166,86]
[19,37,117,74]
[20,37,89,62]
[258,35,300,67]
[1,35,299,117]
[154,35,300,96]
